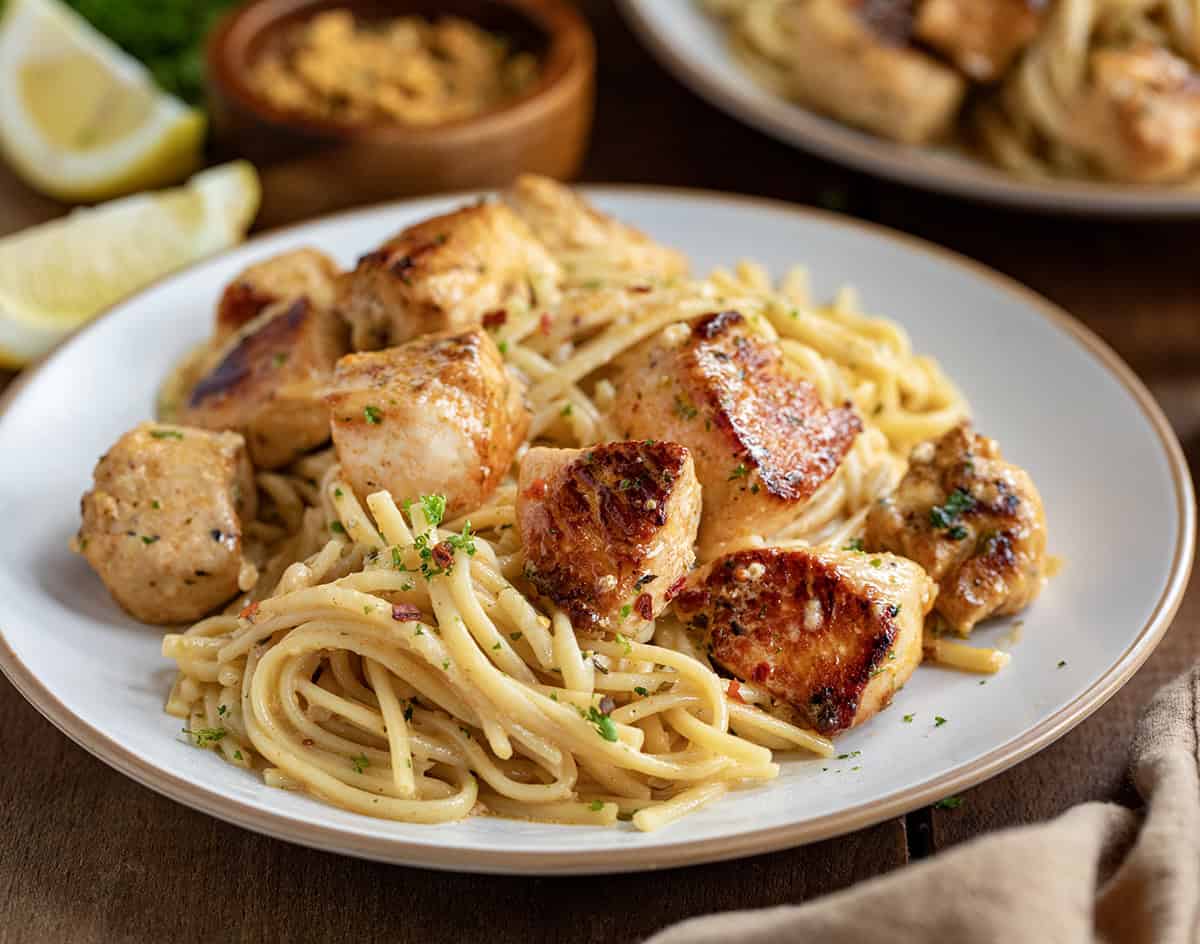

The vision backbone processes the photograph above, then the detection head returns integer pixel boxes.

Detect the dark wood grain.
[0,1,1197,941]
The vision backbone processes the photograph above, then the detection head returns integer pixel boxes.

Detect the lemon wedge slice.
[0,161,260,367]
[0,0,206,202]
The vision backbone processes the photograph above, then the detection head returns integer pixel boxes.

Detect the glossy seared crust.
[181,298,349,469]
[327,327,530,516]
[335,202,562,350]
[214,248,340,343]
[503,174,688,280]
[865,422,1047,635]
[914,0,1043,81]
[517,442,701,633]
[674,547,934,735]
[78,423,256,625]
[609,310,861,557]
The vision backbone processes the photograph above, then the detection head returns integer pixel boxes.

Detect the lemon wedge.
[0,161,261,367]
[0,0,206,202]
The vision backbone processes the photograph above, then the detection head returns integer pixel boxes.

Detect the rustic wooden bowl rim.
[207,0,594,141]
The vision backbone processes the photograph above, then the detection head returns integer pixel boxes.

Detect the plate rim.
[617,0,1200,218]
[0,185,1193,874]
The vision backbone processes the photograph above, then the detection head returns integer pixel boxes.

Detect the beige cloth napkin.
[649,666,1200,944]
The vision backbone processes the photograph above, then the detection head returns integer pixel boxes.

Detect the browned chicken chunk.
[336,202,562,350]
[77,423,257,625]
[776,0,967,145]
[517,441,702,635]
[327,327,529,517]
[504,174,688,282]
[864,422,1047,635]
[179,298,348,469]
[914,0,1043,82]
[214,247,340,344]
[607,310,861,558]
[674,547,935,735]
[1065,45,1200,184]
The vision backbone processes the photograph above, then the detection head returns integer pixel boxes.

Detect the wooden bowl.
[206,0,595,226]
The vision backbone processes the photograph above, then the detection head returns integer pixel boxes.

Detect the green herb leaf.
[727,463,750,481]
[586,706,619,742]
[589,800,604,812]
[150,429,183,440]
[419,494,447,527]
[350,753,369,774]
[934,716,948,727]
[364,405,383,425]
[634,686,649,696]
[930,488,976,529]
[844,537,865,552]
[934,796,963,810]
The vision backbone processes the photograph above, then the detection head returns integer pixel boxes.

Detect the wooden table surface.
[1,4,1197,941]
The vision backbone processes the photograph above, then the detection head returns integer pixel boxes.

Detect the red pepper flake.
[634,593,653,621]
[431,541,454,569]
[482,309,507,328]
[392,603,421,622]
[538,312,553,336]
[629,285,652,294]
[727,679,745,703]
[523,478,547,499]
[751,662,771,683]
[302,738,314,747]
[238,601,260,622]
[665,576,688,601]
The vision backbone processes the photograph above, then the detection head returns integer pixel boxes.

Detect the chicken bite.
[1065,45,1200,184]
[77,423,257,625]
[327,327,529,517]
[214,247,341,344]
[336,202,562,351]
[776,0,966,145]
[914,0,1043,82]
[864,422,1047,635]
[180,298,348,469]
[607,310,861,559]
[504,174,688,282]
[517,441,702,636]
[675,546,934,735]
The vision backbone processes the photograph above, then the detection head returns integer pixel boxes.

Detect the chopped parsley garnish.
[217,704,228,717]
[391,546,405,569]
[442,660,450,671]
[930,488,976,529]
[151,500,161,510]
[189,727,226,746]
[233,750,243,761]
[402,704,414,722]
[586,706,619,742]
[141,535,159,545]
[329,521,346,534]
[934,796,963,810]
[334,488,344,498]
[836,751,861,760]
[887,604,901,618]
[619,604,632,621]
[498,340,509,354]
[272,352,289,367]
[446,522,477,556]
[727,463,750,481]
[615,633,632,655]
[419,494,446,527]
[869,558,882,568]
[618,478,636,491]
[673,396,698,420]
[561,403,573,417]
[509,632,522,641]
[589,800,604,812]
[1057,660,1067,668]
[844,537,865,552]
[634,686,649,696]
[150,429,183,440]
[350,753,369,774]
[946,525,969,540]
[934,715,948,727]
[902,713,914,723]
[492,642,501,651]
[364,405,383,424]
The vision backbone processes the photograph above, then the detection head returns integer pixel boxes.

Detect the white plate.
[619,0,1200,217]
[0,188,1192,874]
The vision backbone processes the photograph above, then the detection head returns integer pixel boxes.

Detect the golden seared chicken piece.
[1064,45,1200,184]
[674,547,936,735]
[914,0,1043,82]
[776,0,966,144]
[214,248,340,344]
[517,441,702,636]
[336,202,562,350]
[179,298,349,469]
[77,423,257,625]
[504,174,688,282]
[865,422,1047,635]
[607,310,861,559]
[327,327,529,517]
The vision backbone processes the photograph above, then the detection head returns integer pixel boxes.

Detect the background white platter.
[0,187,1191,873]
[619,0,1200,218]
